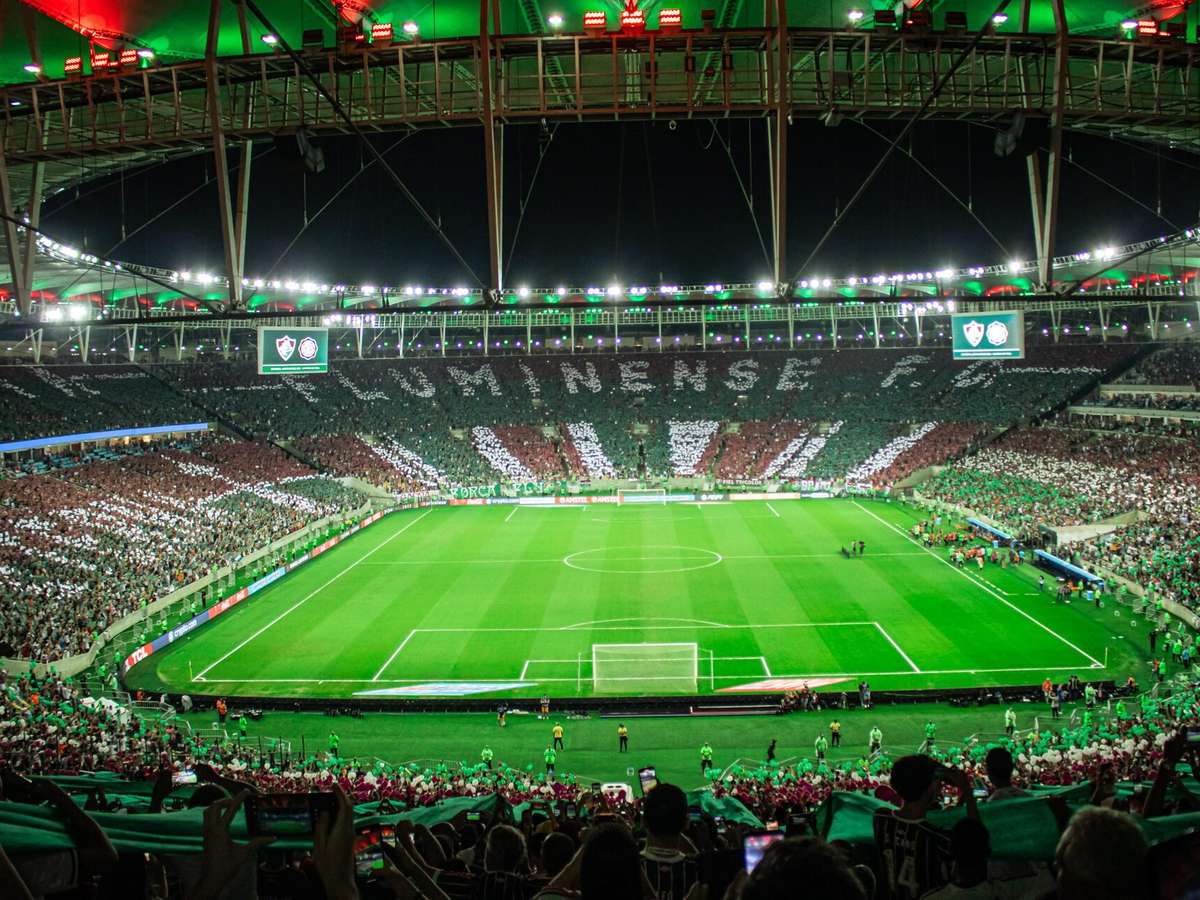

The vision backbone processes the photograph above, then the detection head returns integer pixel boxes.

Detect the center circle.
[562,545,724,575]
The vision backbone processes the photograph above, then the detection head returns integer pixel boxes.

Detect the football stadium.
[1,0,1199,898]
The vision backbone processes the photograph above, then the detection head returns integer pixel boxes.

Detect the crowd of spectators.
[923,421,1200,610]
[490,427,569,480]
[1114,346,1200,387]
[148,347,1132,487]
[0,436,366,661]
[0,662,1198,899]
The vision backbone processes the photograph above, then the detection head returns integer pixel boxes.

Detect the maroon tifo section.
[714,420,808,480]
[491,424,572,478]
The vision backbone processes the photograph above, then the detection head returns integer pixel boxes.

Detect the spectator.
[639,784,698,900]
[921,818,1004,900]
[982,748,1026,803]
[738,837,867,900]
[1054,807,1149,900]
[873,755,977,900]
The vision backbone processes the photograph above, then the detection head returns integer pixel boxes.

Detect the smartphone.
[973,786,989,799]
[637,766,658,796]
[466,811,483,823]
[1186,727,1200,744]
[743,831,785,873]
[715,816,726,834]
[565,802,577,817]
[688,806,703,822]
[765,820,780,831]
[172,769,198,786]
[787,813,811,836]
[379,825,396,847]
[245,793,337,838]
[591,782,602,793]
[354,828,386,879]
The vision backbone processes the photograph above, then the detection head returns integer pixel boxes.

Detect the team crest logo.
[986,320,1010,346]
[298,336,319,361]
[962,320,985,347]
[275,335,296,361]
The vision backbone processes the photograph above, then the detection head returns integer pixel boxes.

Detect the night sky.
[39,118,1200,288]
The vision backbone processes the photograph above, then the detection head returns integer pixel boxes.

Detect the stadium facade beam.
[480,0,504,297]
[766,0,788,285]
[205,0,246,311]
[1037,0,1069,289]
[0,153,42,318]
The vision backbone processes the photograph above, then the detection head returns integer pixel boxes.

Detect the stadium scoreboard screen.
[257,326,329,374]
[951,310,1025,360]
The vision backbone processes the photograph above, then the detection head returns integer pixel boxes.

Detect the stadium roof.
[0,0,1191,87]
[0,0,1195,315]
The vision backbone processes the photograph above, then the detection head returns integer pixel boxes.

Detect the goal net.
[592,643,698,693]
[617,488,668,504]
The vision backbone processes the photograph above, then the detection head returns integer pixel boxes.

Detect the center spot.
[562,545,724,575]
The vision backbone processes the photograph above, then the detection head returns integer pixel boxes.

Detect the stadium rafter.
[0,0,1197,317]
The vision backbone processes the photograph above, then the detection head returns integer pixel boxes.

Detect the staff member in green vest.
[700,742,714,774]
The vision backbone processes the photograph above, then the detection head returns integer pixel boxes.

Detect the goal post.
[592,642,698,693]
[617,488,668,505]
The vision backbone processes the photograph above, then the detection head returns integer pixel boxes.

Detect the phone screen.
[638,766,658,796]
[354,829,386,879]
[245,793,336,838]
[1186,728,1200,744]
[565,803,577,817]
[973,786,989,799]
[172,769,197,786]
[743,831,785,872]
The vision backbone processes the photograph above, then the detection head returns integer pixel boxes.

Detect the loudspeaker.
[993,111,1047,158]
[274,127,326,174]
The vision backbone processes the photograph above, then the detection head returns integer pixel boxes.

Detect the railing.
[0,31,1195,162]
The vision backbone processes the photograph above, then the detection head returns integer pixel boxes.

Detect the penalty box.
[372,621,921,685]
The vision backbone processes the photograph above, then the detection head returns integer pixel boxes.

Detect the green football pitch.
[126,499,1147,700]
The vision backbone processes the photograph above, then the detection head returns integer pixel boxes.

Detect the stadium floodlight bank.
[617,488,668,504]
[590,642,700,693]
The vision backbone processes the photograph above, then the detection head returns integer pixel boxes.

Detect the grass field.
[174,698,1092,790]
[126,499,1147,700]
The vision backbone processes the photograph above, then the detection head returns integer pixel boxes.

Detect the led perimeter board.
[951,311,1025,360]
[258,326,329,374]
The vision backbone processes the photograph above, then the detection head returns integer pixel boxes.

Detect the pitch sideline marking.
[873,622,921,673]
[194,509,433,681]
[766,502,780,519]
[851,501,1104,669]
